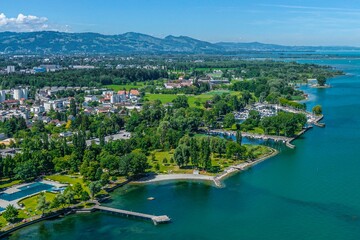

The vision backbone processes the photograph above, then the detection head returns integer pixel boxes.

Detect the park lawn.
[0,178,21,190]
[211,145,272,170]
[104,83,144,91]
[148,150,194,174]
[145,94,177,104]
[245,144,272,157]
[145,90,240,108]
[188,94,213,107]
[0,216,6,228]
[145,93,213,108]
[45,174,89,192]
[211,154,239,171]
[147,144,271,176]
[291,95,306,101]
[245,127,265,135]
[19,192,57,216]
[0,192,57,228]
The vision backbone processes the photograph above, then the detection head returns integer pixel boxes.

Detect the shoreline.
[310,84,331,89]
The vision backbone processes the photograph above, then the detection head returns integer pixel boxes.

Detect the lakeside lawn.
[19,192,57,216]
[45,174,89,193]
[147,144,271,176]
[0,179,21,190]
[0,192,57,228]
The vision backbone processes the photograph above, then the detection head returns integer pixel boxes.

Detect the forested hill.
[0,31,359,55]
[0,31,222,54]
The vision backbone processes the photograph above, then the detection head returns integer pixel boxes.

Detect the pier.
[78,205,171,225]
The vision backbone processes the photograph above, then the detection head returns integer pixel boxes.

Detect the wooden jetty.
[93,205,171,225]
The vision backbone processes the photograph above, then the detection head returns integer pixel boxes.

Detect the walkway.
[88,205,170,225]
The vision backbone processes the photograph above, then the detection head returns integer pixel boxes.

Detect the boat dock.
[89,205,170,225]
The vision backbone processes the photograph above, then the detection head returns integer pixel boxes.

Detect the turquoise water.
[6,58,360,240]
[0,183,53,202]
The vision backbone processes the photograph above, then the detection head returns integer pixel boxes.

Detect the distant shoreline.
[310,84,331,89]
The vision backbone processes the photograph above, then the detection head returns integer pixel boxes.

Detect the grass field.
[19,192,57,216]
[147,144,271,175]
[45,174,89,192]
[0,178,21,190]
[104,84,144,91]
[0,192,57,228]
[144,90,241,108]
[145,94,178,104]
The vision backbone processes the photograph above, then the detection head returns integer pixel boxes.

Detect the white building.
[44,100,64,112]
[6,66,15,74]
[110,94,126,104]
[22,88,28,100]
[102,91,113,96]
[31,106,45,114]
[72,65,95,70]
[0,90,6,102]
[13,88,28,100]
[60,131,73,137]
[84,95,98,102]
[13,89,22,100]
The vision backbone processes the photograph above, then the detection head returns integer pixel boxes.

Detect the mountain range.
[0,31,358,55]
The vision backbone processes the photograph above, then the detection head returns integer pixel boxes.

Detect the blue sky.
[1,0,360,45]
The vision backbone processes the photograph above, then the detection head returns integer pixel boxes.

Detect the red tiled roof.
[130,90,140,95]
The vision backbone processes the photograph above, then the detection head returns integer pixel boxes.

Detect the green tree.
[80,191,90,201]
[172,95,189,109]
[64,188,76,204]
[37,192,50,215]
[100,172,110,185]
[14,161,37,181]
[200,138,211,169]
[73,183,83,199]
[312,105,322,115]
[236,130,242,146]
[53,193,66,209]
[89,181,102,199]
[223,113,235,128]
[69,98,77,116]
[190,138,199,167]
[3,205,18,223]
[317,75,326,86]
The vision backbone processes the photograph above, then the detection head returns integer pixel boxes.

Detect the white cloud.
[0,13,69,32]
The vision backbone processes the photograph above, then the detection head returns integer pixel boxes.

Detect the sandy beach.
[135,174,215,184]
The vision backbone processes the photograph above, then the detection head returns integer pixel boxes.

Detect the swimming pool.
[0,182,53,202]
